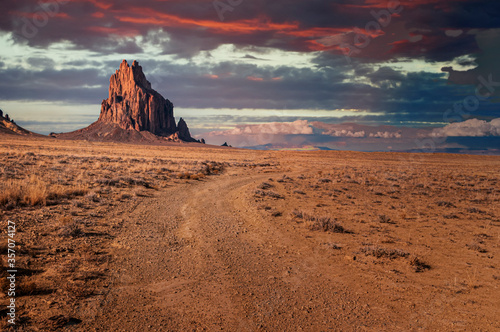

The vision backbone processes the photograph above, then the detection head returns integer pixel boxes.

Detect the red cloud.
[2,0,487,62]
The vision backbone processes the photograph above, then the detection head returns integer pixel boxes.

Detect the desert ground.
[0,135,499,331]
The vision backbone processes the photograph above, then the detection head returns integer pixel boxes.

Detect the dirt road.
[79,167,383,331]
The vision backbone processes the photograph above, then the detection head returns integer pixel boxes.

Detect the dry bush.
[189,173,206,181]
[437,201,456,208]
[292,210,350,233]
[118,192,132,200]
[59,218,84,238]
[408,256,431,272]
[309,217,348,233]
[378,215,394,224]
[292,210,306,219]
[467,207,486,214]
[466,242,487,253]
[258,182,274,190]
[86,192,100,203]
[254,190,285,199]
[328,243,343,250]
[277,175,293,183]
[177,172,192,179]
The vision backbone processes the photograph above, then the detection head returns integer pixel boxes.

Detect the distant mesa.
[56,60,200,143]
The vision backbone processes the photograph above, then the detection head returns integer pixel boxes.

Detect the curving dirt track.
[80,168,383,331]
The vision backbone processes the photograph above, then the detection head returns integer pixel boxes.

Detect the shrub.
[408,256,431,272]
[378,215,393,223]
[254,190,285,199]
[466,242,487,253]
[59,222,84,238]
[292,210,351,233]
[309,217,348,233]
[258,182,274,190]
[437,201,456,208]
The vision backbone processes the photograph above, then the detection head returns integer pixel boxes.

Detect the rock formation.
[56,60,199,143]
[98,60,175,135]
[177,117,193,141]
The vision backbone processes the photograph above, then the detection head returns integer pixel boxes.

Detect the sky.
[1,0,500,153]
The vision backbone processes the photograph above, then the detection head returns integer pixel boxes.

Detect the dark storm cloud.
[0,66,108,103]
[441,29,500,96]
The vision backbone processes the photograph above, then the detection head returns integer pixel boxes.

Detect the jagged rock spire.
[98,59,179,137]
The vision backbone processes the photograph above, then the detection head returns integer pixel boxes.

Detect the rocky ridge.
[0,110,36,136]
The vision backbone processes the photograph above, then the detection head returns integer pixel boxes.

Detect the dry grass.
[0,149,227,211]
[0,177,88,208]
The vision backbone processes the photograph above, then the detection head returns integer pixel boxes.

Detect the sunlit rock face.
[98,59,178,137]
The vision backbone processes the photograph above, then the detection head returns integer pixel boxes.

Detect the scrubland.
[0,136,499,330]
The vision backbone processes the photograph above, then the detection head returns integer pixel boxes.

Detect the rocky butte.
[56,60,198,143]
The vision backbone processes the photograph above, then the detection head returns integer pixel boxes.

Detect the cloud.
[201,120,435,149]
[442,29,500,93]
[369,131,402,138]
[0,66,108,103]
[2,0,499,61]
[431,118,500,137]
[323,129,366,138]
[207,120,313,136]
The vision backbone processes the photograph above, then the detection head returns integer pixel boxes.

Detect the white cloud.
[207,120,313,136]
[324,129,366,137]
[431,118,500,137]
[369,131,402,138]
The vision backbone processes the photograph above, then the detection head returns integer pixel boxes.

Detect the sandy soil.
[0,136,499,331]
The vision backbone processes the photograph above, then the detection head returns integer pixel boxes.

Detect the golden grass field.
[0,135,499,331]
